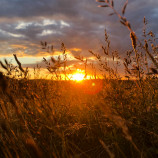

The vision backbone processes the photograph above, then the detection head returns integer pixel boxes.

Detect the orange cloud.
[10,44,27,49]
[70,48,81,52]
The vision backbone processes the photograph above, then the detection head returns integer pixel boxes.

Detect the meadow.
[0,0,158,158]
[0,71,158,158]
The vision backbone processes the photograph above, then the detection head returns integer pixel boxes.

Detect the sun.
[72,73,85,82]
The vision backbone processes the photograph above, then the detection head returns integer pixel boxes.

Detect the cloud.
[0,0,157,72]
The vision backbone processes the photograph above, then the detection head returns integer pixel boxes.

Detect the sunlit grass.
[0,1,158,157]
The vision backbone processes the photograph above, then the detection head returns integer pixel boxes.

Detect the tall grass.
[0,1,158,158]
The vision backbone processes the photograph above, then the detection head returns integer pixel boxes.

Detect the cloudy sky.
[0,0,157,77]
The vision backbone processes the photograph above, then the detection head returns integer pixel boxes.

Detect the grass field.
[0,1,158,157]
[0,75,158,158]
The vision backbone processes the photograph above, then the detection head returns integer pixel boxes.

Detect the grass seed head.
[130,32,137,49]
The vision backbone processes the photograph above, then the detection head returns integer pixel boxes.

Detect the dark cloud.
[0,0,79,19]
[0,0,157,63]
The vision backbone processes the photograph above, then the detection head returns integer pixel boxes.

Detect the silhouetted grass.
[0,1,158,157]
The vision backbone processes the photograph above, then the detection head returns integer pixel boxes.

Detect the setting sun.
[72,73,85,81]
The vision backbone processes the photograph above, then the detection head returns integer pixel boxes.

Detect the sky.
[0,0,157,78]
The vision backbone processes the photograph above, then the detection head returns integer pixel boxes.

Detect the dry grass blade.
[96,0,105,2]
[109,13,115,16]
[4,59,9,66]
[0,61,8,70]
[122,0,128,15]
[111,0,114,7]
[13,54,24,73]
[120,20,126,26]
[51,57,56,63]
[98,5,109,7]
[99,140,115,158]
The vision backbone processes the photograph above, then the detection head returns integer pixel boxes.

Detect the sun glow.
[72,73,85,82]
